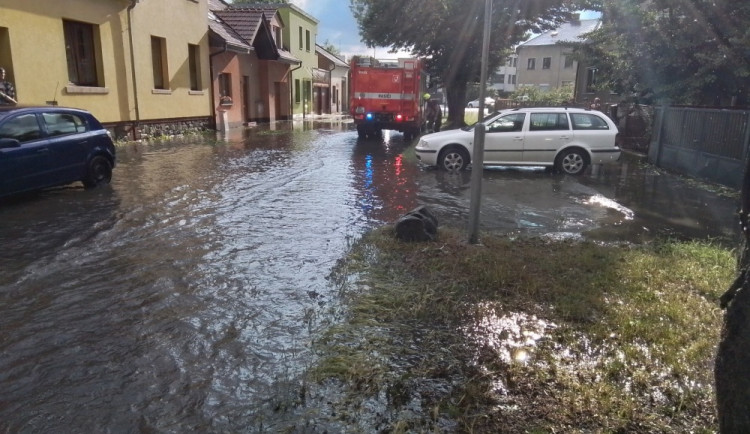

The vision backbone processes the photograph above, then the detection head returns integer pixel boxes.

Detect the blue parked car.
[0,106,116,198]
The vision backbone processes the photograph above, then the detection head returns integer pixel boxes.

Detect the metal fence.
[648,107,750,188]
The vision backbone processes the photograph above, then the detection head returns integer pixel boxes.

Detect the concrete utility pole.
[468,0,492,244]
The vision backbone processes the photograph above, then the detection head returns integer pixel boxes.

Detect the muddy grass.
[306,227,735,432]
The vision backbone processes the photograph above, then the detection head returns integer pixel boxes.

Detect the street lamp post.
[468,0,493,244]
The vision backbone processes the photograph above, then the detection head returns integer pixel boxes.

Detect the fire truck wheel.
[439,146,470,171]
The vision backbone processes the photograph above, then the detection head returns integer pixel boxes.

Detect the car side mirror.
[0,138,21,149]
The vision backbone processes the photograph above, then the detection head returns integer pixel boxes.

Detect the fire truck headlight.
[355,106,365,114]
[395,114,403,122]
[366,113,373,120]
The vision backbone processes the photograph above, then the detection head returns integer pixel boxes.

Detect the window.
[274,26,282,47]
[571,113,609,130]
[0,114,42,142]
[510,75,516,84]
[529,113,569,131]
[305,30,311,51]
[298,27,303,49]
[527,58,535,70]
[151,36,168,90]
[497,74,505,84]
[188,44,201,91]
[63,20,100,86]
[332,85,337,104]
[294,79,301,103]
[218,73,231,97]
[585,67,598,93]
[487,113,525,133]
[513,57,517,67]
[542,57,551,69]
[42,112,86,137]
[564,55,574,68]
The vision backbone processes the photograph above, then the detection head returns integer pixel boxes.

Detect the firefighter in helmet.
[423,93,442,133]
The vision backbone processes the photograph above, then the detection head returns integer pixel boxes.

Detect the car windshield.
[461,111,502,131]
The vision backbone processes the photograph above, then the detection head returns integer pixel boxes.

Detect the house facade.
[209,0,300,127]
[0,0,213,139]
[489,55,518,94]
[315,44,349,115]
[516,16,600,99]
[227,3,319,119]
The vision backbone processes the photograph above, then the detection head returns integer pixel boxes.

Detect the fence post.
[648,106,666,166]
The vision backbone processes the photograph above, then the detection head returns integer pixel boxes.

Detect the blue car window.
[0,114,42,142]
[43,112,86,137]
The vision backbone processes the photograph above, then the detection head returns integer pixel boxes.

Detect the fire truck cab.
[349,57,428,140]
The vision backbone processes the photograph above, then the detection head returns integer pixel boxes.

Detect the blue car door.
[0,113,52,195]
[41,111,91,183]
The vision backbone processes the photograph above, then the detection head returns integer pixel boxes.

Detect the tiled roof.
[214,9,263,42]
[228,2,318,24]
[520,19,601,47]
[208,11,252,53]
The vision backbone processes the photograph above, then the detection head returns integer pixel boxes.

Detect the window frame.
[188,43,201,91]
[527,58,535,70]
[151,36,169,90]
[542,57,551,69]
[63,19,101,87]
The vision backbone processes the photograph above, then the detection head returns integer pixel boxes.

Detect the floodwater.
[0,119,740,432]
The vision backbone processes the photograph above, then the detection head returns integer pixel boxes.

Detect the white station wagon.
[415,107,621,175]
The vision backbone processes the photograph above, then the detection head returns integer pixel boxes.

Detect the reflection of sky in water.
[584,194,635,220]
[462,302,557,365]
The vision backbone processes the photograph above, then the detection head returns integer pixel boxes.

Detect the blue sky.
[286,0,600,59]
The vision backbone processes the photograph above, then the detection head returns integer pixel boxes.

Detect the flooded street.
[0,120,740,432]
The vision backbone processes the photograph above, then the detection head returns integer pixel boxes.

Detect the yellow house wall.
[0,0,129,122]
[130,0,211,120]
[0,0,211,125]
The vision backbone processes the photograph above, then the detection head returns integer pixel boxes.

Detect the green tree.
[576,0,750,105]
[350,0,583,126]
[321,39,343,58]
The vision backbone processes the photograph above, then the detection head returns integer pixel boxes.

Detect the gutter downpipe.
[127,0,140,140]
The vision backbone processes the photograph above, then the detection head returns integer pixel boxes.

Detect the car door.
[483,112,526,164]
[0,113,52,195]
[41,111,91,183]
[523,112,572,164]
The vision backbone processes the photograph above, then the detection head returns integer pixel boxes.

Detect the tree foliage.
[576,0,750,106]
[350,0,585,126]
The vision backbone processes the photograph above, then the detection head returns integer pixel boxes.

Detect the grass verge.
[312,227,735,432]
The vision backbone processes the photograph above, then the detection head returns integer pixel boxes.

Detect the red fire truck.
[349,56,428,140]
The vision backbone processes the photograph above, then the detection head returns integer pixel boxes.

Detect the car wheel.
[439,146,470,171]
[83,155,113,188]
[555,149,588,175]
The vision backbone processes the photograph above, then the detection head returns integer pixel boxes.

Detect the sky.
[249,0,600,60]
